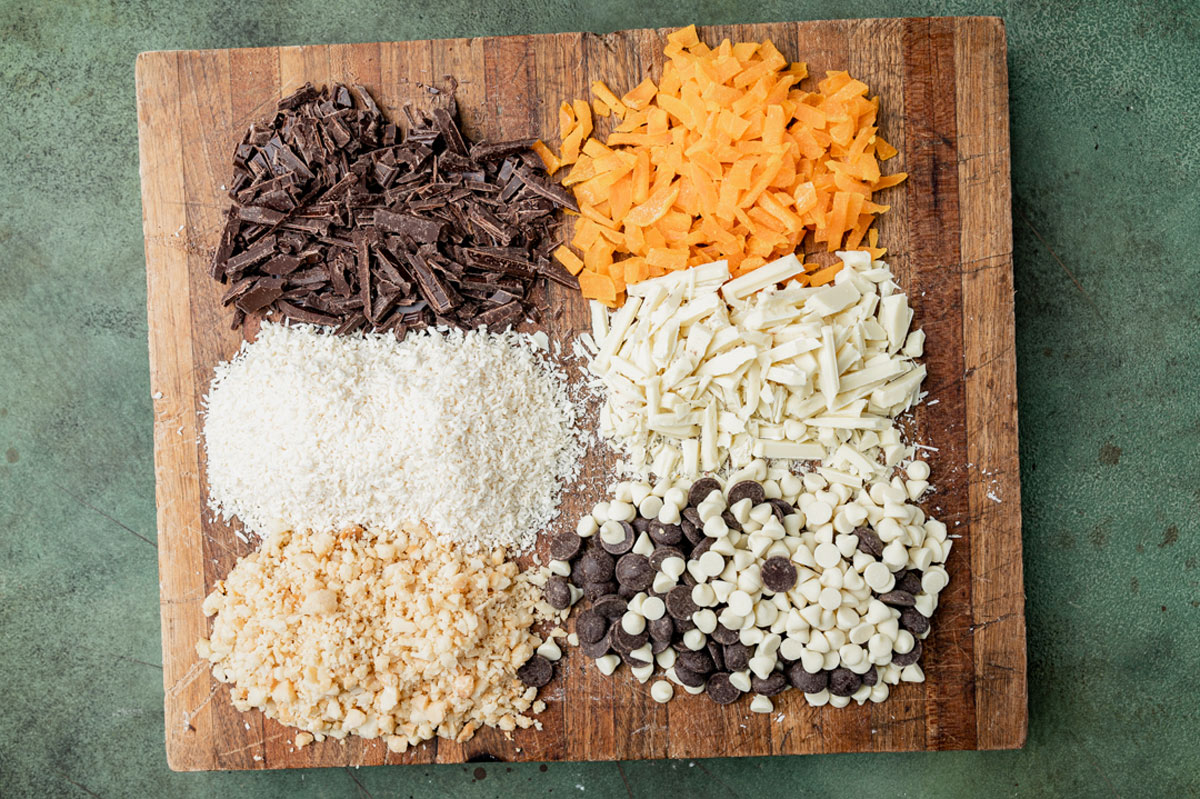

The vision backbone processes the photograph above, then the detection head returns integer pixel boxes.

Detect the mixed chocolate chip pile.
[542,467,948,711]
[210,82,579,335]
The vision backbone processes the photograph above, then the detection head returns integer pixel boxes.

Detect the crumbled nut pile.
[197,522,555,751]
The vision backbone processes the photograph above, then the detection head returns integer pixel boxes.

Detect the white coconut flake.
[203,322,583,552]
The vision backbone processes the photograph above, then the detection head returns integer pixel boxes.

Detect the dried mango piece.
[554,25,906,303]
[531,140,561,175]
[624,181,679,228]
[553,245,586,275]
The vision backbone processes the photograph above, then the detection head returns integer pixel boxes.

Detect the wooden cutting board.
[136,17,1025,771]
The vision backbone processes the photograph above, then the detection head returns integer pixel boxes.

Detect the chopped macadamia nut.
[197,522,553,752]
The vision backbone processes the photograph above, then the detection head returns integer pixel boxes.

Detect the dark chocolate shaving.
[208,82,575,333]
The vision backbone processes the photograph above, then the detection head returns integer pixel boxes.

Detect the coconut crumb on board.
[203,322,583,553]
[197,522,555,752]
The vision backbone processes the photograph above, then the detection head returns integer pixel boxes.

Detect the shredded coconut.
[203,322,583,552]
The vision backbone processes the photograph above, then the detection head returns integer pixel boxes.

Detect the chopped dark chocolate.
[208,82,573,333]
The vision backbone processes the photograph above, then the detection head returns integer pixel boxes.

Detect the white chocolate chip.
[691,583,717,608]
[596,654,620,675]
[693,609,718,634]
[537,638,562,661]
[661,556,686,580]
[642,596,666,621]
[698,550,726,577]
[750,695,774,714]
[621,612,646,635]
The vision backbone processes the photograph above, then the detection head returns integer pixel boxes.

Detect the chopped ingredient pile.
[540,24,907,305]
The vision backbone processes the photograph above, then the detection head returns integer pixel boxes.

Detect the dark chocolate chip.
[897,570,923,595]
[610,621,649,653]
[710,624,740,645]
[621,649,651,668]
[878,590,916,607]
[615,553,655,591]
[651,636,671,655]
[726,480,765,506]
[591,594,627,619]
[828,667,861,697]
[672,615,697,634]
[579,629,612,659]
[861,665,879,686]
[786,663,828,693]
[673,665,707,688]
[723,642,751,672]
[852,526,884,557]
[760,557,798,593]
[516,655,553,688]
[543,577,571,610]
[633,517,653,535]
[666,586,699,620]
[690,537,714,559]
[649,546,686,572]
[676,648,714,674]
[687,477,722,508]
[601,522,636,555]
[583,580,618,602]
[767,498,793,521]
[618,583,639,600]
[648,615,674,642]
[575,609,608,644]
[721,509,742,532]
[751,672,789,697]
[900,607,931,635]
[578,549,615,584]
[648,521,683,546]
[681,517,705,546]
[707,640,725,671]
[682,507,702,528]
[891,639,923,667]
[549,531,583,561]
[705,672,742,705]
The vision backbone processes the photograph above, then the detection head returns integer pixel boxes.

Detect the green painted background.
[1,0,1197,796]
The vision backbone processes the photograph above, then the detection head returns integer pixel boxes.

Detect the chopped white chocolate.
[586,252,928,480]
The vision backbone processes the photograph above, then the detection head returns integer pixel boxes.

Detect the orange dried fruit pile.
[537,24,907,306]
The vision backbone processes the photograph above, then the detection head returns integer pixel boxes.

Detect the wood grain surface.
[136,17,1025,771]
